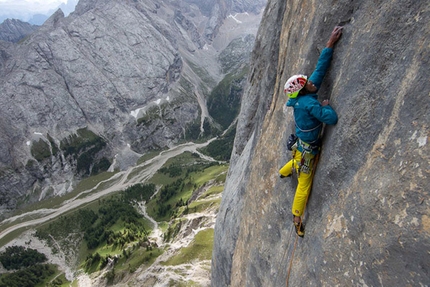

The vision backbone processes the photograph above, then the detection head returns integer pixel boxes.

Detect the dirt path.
[136,202,163,247]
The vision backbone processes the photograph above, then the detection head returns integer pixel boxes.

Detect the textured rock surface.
[0,19,38,43]
[0,0,265,213]
[212,0,429,286]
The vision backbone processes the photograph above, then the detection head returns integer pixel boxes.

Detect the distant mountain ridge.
[0,0,78,25]
[0,19,38,43]
[0,0,265,215]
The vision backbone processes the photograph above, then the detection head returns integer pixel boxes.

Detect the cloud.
[0,0,70,22]
[0,0,65,13]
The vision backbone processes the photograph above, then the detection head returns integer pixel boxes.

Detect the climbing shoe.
[280,174,291,179]
[294,221,305,237]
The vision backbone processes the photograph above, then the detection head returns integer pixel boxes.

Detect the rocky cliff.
[0,19,39,43]
[212,0,429,286]
[0,0,266,214]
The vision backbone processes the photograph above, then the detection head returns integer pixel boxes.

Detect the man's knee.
[279,161,294,177]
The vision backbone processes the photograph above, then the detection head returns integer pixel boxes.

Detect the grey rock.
[212,0,430,286]
[232,0,267,14]
[219,34,255,73]
[212,0,284,285]
[0,0,265,214]
[0,19,38,43]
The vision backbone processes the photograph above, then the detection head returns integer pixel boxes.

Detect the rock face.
[0,0,265,214]
[212,0,429,286]
[0,19,38,43]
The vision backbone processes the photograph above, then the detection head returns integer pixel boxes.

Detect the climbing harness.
[297,138,319,175]
[286,134,298,151]
[287,135,320,176]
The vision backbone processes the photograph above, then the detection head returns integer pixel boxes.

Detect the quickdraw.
[297,138,320,175]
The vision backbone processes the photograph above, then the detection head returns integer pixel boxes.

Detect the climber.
[279,26,343,237]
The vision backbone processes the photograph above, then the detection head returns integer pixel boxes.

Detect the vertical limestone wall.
[212,0,430,286]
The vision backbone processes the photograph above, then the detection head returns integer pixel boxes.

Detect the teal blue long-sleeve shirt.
[286,47,338,146]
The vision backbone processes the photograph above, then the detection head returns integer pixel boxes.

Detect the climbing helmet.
[284,74,307,98]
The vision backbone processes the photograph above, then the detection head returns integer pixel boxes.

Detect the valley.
[0,1,268,285]
[0,137,228,286]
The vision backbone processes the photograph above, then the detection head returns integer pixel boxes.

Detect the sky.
[0,0,67,14]
[0,0,76,23]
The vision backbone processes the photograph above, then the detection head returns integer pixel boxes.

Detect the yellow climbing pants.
[279,150,315,217]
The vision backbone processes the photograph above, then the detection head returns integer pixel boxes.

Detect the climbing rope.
[285,226,299,287]
[275,223,295,286]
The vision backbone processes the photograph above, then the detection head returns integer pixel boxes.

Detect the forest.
[0,246,57,287]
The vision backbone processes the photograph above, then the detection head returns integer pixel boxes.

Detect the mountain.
[212,0,429,286]
[0,19,38,43]
[58,0,80,17]
[0,0,78,25]
[0,148,229,286]
[27,14,49,26]
[0,0,266,216]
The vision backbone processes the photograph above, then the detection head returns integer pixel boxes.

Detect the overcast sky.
[0,0,67,13]
[0,0,76,23]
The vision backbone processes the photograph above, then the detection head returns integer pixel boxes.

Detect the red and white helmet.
[284,74,307,98]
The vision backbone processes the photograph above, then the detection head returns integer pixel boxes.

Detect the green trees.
[0,246,55,287]
[122,183,155,202]
[200,126,236,161]
[0,264,55,287]
[159,164,182,177]
[60,127,110,176]
[207,69,247,130]
[83,195,149,250]
[0,246,47,270]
